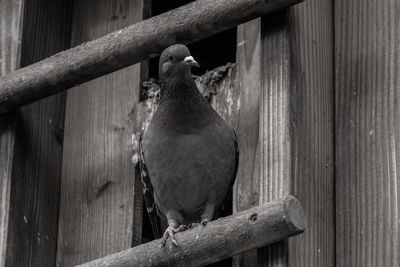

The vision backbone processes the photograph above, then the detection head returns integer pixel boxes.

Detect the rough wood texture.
[335,0,400,266]
[0,0,24,265]
[0,0,303,113]
[3,1,73,266]
[232,19,263,266]
[234,0,335,265]
[56,1,147,266]
[196,63,239,128]
[77,196,305,267]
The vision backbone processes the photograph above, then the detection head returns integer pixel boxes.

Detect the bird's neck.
[154,75,212,131]
[159,75,204,106]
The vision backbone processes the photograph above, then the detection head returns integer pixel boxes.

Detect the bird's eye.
[168,55,174,61]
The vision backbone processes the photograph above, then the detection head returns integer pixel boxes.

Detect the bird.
[138,44,238,247]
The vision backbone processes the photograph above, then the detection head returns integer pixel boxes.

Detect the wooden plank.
[4,1,73,266]
[234,0,335,265]
[56,1,148,266]
[1,1,73,266]
[0,1,71,266]
[335,0,400,266]
[232,19,263,266]
[78,196,305,267]
[0,1,24,265]
[0,0,303,113]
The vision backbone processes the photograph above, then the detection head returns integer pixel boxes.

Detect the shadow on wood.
[77,195,305,267]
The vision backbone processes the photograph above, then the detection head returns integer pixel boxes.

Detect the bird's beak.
[184,56,200,68]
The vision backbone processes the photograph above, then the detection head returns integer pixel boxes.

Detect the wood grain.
[335,0,400,266]
[0,0,24,265]
[234,0,335,265]
[56,1,147,266]
[0,0,303,113]
[78,196,305,267]
[4,1,73,265]
[232,18,263,267]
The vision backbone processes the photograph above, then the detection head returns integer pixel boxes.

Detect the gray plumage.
[139,44,238,246]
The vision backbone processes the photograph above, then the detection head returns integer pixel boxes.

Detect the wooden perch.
[0,0,302,113]
[77,195,305,267]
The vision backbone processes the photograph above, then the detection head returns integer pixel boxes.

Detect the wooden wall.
[0,0,73,266]
[233,0,335,266]
[1,0,400,266]
[56,0,148,266]
[0,1,24,265]
[335,0,400,266]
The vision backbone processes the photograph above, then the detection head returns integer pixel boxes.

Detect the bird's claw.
[188,219,209,229]
[160,225,187,247]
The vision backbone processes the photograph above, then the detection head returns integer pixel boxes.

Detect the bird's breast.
[142,122,236,217]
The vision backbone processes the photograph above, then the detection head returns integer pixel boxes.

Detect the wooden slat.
[232,18,263,266]
[234,0,335,265]
[4,1,73,265]
[335,0,400,266]
[1,0,72,266]
[0,1,24,265]
[56,1,147,266]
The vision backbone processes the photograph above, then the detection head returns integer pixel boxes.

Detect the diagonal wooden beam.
[0,0,303,114]
[76,196,305,267]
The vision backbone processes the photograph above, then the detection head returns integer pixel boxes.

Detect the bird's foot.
[160,225,187,247]
[188,222,200,229]
[188,219,209,229]
[200,219,209,226]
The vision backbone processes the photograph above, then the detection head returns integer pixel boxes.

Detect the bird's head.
[158,44,199,81]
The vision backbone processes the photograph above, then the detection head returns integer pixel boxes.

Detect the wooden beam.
[0,0,303,114]
[56,1,148,266]
[77,196,305,267]
[335,0,400,265]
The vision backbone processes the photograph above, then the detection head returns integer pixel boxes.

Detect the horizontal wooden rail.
[77,195,305,267]
[0,0,302,113]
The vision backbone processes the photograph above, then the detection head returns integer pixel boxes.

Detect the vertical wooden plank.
[1,0,72,266]
[232,18,262,267]
[57,1,147,266]
[234,0,335,266]
[287,2,335,265]
[0,2,23,265]
[335,0,400,266]
[4,1,73,266]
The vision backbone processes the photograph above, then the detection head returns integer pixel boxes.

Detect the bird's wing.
[139,134,161,238]
[215,127,239,218]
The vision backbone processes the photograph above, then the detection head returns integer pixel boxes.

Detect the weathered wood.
[335,0,400,266]
[232,18,263,267]
[196,63,239,129]
[77,196,305,267]
[56,1,148,266]
[233,0,335,265]
[3,1,73,266]
[0,1,24,265]
[0,0,303,114]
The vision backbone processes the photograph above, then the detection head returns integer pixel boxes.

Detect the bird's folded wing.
[139,134,161,238]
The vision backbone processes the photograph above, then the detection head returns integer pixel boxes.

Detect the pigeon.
[139,44,238,247]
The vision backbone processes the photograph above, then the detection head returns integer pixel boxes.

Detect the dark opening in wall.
[141,2,236,266]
